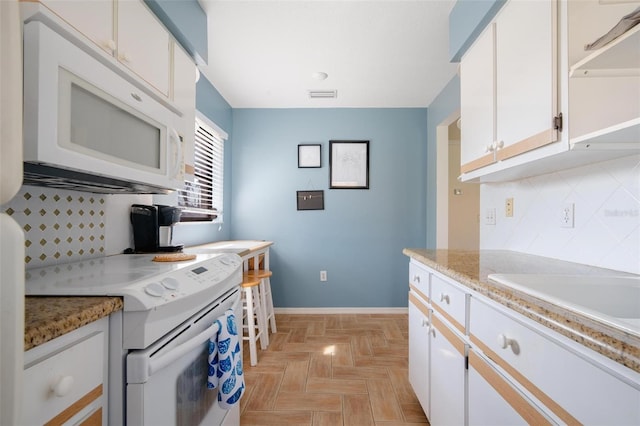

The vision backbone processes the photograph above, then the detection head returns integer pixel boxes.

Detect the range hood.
[23,163,173,194]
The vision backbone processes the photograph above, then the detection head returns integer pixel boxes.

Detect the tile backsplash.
[2,185,150,269]
[480,154,640,274]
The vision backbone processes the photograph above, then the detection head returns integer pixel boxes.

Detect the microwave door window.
[67,81,162,172]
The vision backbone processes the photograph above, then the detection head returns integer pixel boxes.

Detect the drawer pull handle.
[497,333,520,354]
[413,275,420,283]
[51,375,74,397]
[440,293,450,304]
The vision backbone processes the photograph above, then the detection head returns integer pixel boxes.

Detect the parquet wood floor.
[240,313,429,425]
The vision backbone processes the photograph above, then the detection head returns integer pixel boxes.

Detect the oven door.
[126,288,242,426]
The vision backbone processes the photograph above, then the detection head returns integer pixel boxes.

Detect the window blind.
[179,117,224,222]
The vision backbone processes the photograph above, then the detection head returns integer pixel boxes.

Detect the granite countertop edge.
[403,248,640,374]
[25,296,124,351]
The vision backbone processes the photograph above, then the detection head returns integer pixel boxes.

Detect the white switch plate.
[320,270,327,281]
[485,208,496,225]
[561,203,575,228]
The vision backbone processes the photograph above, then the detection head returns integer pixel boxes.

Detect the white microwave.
[22,20,184,194]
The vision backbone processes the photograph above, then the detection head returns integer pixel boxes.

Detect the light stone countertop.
[403,248,640,373]
[25,296,123,351]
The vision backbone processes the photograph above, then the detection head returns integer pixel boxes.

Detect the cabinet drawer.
[469,297,640,425]
[431,273,468,334]
[23,332,105,425]
[409,260,429,301]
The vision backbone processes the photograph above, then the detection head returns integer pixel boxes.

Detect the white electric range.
[25,252,244,425]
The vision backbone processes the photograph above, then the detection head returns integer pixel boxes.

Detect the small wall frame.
[298,144,322,168]
[297,190,324,210]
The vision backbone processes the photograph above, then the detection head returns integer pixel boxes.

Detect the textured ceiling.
[198,0,458,108]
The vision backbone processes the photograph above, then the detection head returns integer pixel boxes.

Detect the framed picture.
[329,140,369,189]
[298,144,322,168]
[297,190,324,210]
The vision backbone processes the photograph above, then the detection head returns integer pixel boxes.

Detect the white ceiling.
[197,0,459,108]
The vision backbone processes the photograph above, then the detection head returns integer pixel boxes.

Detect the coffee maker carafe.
[130,204,183,253]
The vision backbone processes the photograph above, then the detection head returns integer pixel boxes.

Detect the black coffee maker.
[130,204,183,253]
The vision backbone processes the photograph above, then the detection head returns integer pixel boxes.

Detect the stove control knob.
[160,277,180,290]
[144,282,165,297]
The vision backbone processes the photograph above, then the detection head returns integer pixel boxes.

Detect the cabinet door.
[460,23,496,174]
[23,319,108,425]
[495,0,558,160]
[430,313,465,426]
[117,0,170,96]
[40,0,115,54]
[408,294,431,418]
[468,350,552,426]
[172,43,197,181]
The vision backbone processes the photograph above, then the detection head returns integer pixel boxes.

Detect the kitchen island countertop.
[25,296,123,351]
[403,248,640,373]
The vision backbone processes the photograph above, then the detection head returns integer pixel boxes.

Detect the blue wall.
[230,108,427,308]
[449,0,506,62]
[145,0,208,64]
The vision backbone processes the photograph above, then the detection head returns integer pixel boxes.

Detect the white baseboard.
[274,307,408,314]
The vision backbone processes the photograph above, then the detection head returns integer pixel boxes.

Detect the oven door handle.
[148,296,241,377]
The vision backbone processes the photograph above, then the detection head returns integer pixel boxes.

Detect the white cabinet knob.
[485,144,495,153]
[103,39,116,53]
[439,293,450,304]
[413,275,420,283]
[51,375,74,397]
[498,333,514,349]
[118,52,131,63]
[421,318,430,327]
[496,140,505,149]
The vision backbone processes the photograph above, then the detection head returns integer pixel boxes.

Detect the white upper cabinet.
[117,0,170,97]
[460,0,560,179]
[39,0,115,54]
[460,24,495,172]
[36,0,171,98]
[494,0,558,161]
[459,0,639,182]
[172,43,197,180]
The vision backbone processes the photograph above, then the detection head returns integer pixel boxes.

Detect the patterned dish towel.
[207,309,245,409]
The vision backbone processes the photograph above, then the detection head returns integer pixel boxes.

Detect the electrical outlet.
[485,208,496,225]
[320,270,327,281]
[505,198,514,217]
[561,203,575,228]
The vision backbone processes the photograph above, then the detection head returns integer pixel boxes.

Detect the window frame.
[178,112,227,223]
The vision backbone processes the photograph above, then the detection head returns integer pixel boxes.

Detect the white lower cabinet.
[408,294,431,418]
[429,312,466,426]
[468,349,552,425]
[407,259,640,425]
[23,318,109,426]
[470,297,640,425]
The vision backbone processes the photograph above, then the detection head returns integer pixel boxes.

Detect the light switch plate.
[485,208,496,225]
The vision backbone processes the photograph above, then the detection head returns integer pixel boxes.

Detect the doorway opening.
[436,113,479,250]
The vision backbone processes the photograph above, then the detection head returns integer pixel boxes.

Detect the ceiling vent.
[309,90,337,99]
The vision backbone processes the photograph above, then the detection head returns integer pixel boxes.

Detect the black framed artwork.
[296,190,324,210]
[329,140,369,189]
[298,144,322,168]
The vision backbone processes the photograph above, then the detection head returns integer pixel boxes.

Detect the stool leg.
[264,276,277,333]
[243,287,258,366]
[254,284,269,350]
[258,279,270,348]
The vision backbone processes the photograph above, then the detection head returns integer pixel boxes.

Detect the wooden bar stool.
[244,269,277,338]
[241,275,268,366]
